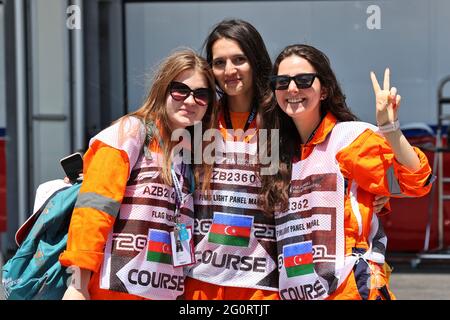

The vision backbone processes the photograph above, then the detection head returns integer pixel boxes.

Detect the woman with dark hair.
[60,49,218,300]
[263,44,433,300]
[184,19,280,300]
[204,19,273,116]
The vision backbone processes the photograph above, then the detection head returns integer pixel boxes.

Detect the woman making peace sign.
[262,44,433,300]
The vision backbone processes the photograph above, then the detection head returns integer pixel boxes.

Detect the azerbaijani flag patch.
[283,241,314,278]
[208,212,253,247]
[147,229,172,264]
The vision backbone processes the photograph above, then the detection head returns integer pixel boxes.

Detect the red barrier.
[0,137,6,232]
[380,136,450,252]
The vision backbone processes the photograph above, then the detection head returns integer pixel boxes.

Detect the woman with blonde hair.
[60,49,218,300]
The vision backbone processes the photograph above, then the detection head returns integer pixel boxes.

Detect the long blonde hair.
[128,49,218,187]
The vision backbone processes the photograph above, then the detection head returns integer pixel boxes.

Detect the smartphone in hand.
[60,152,83,183]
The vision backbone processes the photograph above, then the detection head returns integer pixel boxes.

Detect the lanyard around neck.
[223,104,257,132]
[304,116,325,145]
[145,119,194,220]
[171,163,186,210]
[171,161,194,209]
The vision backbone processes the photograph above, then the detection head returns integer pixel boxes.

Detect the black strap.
[223,105,257,132]
[304,118,323,145]
[172,163,186,211]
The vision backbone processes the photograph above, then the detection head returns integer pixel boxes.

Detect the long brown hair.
[204,19,275,207]
[261,44,358,214]
[127,49,218,188]
[204,19,273,123]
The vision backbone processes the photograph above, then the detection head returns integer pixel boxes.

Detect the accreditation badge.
[170,226,195,267]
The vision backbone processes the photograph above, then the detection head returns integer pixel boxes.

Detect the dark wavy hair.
[261,44,358,214]
[203,19,273,115]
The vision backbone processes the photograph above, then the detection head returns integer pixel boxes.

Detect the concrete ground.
[387,256,450,300]
[390,272,450,300]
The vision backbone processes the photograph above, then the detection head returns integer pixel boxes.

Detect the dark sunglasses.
[169,81,211,107]
[270,73,318,90]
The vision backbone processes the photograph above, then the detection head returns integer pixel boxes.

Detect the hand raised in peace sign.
[370,68,401,128]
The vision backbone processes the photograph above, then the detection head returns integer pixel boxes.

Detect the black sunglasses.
[169,81,211,107]
[270,73,318,90]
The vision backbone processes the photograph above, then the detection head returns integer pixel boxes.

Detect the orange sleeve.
[336,129,432,198]
[59,140,130,272]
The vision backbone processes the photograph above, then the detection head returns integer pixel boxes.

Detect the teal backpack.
[1,182,81,300]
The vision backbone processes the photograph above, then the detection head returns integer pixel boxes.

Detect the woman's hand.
[370,68,401,127]
[62,285,90,300]
[63,173,84,184]
[373,195,390,215]
[370,68,421,171]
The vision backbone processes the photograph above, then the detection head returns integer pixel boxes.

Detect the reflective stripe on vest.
[75,192,121,218]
